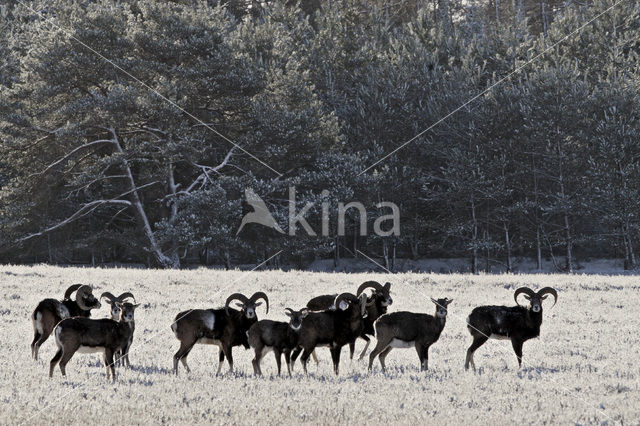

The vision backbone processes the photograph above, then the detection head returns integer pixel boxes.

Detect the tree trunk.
[541,1,548,36]
[628,232,636,268]
[112,129,178,269]
[382,239,390,271]
[47,234,53,264]
[564,212,573,273]
[623,225,636,270]
[353,224,358,258]
[392,240,396,271]
[536,226,543,271]
[483,229,490,273]
[471,196,479,274]
[224,249,231,270]
[504,222,512,273]
[410,239,419,260]
[556,138,573,273]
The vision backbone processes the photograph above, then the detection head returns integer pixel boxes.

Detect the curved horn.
[356,280,384,296]
[75,285,95,310]
[537,287,558,308]
[514,287,536,306]
[334,293,357,310]
[100,292,117,304]
[250,292,269,314]
[225,293,249,314]
[63,284,83,300]
[117,292,136,303]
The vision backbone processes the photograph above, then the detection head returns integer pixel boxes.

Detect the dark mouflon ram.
[101,291,136,367]
[50,301,139,383]
[247,308,308,376]
[369,297,452,372]
[171,292,269,375]
[31,284,101,360]
[305,280,393,360]
[464,287,558,371]
[306,294,339,311]
[292,292,368,375]
[355,281,393,360]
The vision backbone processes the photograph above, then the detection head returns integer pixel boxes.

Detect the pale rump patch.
[34,312,44,335]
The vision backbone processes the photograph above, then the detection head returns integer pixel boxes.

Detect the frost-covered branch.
[32,139,116,177]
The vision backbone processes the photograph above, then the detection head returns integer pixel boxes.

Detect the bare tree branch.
[31,139,116,177]
[19,199,131,242]
[19,180,159,242]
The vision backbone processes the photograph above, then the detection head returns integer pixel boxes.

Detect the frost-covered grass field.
[0,265,637,425]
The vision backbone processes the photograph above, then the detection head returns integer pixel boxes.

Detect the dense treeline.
[0,0,639,272]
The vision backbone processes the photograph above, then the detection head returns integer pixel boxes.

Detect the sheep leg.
[33,330,52,361]
[173,339,195,375]
[102,349,118,382]
[124,334,133,367]
[300,349,312,375]
[252,345,263,375]
[122,337,132,367]
[417,343,431,371]
[311,350,319,365]
[222,344,234,374]
[330,345,342,376]
[357,336,371,361]
[348,341,355,361]
[465,335,488,371]
[31,331,42,359]
[57,348,77,377]
[274,349,282,376]
[216,348,225,375]
[180,346,194,373]
[368,338,391,371]
[105,349,116,383]
[290,347,302,370]
[378,347,392,372]
[511,338,524,368]
[284,351,292,377]
[49,348,63,378]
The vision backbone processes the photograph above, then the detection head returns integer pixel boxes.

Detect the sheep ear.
[133,304,140,308]
[255,301,262,306]
[384,282,391,291]
[524,295,531,300]
[235,302,244,308]
[430,298,437,304]
[541,295,548,300]
[446,299,453,305]
[284,311,292,317]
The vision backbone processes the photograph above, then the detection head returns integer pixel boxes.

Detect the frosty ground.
[0,265,636,425]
